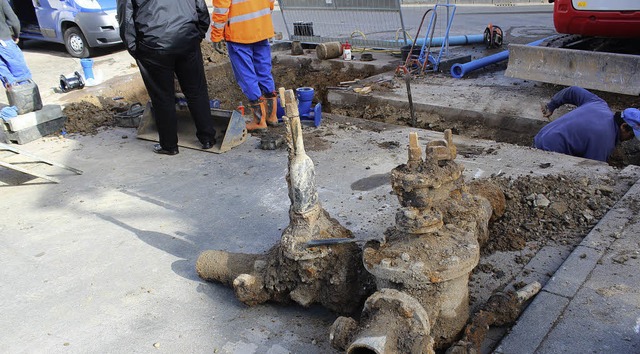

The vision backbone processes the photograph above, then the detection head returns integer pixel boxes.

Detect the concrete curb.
[327,90,547,144]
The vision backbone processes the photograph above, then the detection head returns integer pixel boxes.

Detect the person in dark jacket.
[117,0,216,155]
[534,86,640,162]
[0,0,31,86]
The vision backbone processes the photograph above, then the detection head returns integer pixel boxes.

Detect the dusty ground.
[51,43,640,352]
[57,45,635,250]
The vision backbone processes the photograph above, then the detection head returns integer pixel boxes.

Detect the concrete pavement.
[2,112,639,353]
[3,4,640,354]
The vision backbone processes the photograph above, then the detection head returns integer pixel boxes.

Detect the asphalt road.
[272,3,555,44]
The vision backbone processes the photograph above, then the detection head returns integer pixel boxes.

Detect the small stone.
[153,343,160,349]
[535,194,550,208]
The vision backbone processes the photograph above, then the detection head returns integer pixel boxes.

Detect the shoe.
[201,139,216,149]
[153,144,179,155]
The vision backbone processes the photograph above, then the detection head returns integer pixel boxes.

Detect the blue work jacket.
[534,86,620,162]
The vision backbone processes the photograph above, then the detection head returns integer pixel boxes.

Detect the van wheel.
[64,26,92,58]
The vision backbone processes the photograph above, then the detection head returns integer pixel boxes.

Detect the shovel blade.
[136,101,248,153]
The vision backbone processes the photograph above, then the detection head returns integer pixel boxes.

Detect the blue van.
[9,0,122,58]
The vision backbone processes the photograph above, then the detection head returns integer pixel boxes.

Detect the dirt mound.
[201,42,228,64]
[484,174,621,254]
[63,99,128,135]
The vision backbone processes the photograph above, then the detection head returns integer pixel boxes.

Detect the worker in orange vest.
[211,0,278,132]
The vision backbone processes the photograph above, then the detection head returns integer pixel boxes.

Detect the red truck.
[552,0,640,37]
[506,0,640,96]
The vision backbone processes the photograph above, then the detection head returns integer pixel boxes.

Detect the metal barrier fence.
[278,0,409,49]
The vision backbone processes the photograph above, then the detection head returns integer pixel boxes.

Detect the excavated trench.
[61,44,640,165]
[57,44,640,353]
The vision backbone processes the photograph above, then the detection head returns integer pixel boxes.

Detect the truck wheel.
[64,26,91,58]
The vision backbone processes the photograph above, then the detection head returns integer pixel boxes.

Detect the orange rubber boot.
[245,99,267,132]
[264,94,279,127]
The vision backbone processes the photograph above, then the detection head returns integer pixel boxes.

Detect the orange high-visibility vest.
[211,0,275,44]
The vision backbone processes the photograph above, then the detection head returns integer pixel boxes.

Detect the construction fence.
[278,0,409,50]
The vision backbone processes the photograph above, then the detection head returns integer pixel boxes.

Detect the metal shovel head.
[136,101,248,153]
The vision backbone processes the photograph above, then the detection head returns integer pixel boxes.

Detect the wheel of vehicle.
[64,26,92,58]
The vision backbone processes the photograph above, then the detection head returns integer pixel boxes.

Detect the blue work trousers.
[0,39,31,85]
[227,39,275,102]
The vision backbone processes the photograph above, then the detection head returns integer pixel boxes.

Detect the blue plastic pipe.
[395,34,484,47]
[450,37,549,79]
[414,34,484,47]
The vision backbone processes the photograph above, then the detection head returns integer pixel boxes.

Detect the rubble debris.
[446,282,541,354]
[485,174,621,254]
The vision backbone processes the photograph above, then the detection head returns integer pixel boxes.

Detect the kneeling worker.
[534,86,640,162]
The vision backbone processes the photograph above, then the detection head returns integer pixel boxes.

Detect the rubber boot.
[264,92,279,127]
[246,99,267,132]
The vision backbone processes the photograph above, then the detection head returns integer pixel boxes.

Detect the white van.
[10,0,122,58]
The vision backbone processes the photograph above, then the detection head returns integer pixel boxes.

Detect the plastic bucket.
[296,87,314,117]
[80,58,94,80]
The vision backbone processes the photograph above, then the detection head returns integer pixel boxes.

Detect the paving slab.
[2,105,64,132]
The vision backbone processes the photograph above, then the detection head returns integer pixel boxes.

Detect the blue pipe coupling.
[276,88,322,127]
[296,87,315,118]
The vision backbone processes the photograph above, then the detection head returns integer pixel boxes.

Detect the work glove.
[213,40,226,55]
[540,102,553,120]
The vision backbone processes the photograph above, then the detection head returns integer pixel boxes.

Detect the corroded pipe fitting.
[196,88,372,314]
[330,288,435,354]
[360,130,492,349]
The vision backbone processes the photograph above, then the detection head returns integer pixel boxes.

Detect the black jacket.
[117,0,210,58]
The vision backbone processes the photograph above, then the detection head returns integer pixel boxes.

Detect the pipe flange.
[345,289,434,354]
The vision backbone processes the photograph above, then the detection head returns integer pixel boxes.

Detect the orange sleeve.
[210,0,232,42]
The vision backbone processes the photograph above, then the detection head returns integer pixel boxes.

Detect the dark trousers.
[136,43,215,149]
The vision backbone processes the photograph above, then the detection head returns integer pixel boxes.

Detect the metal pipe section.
[450,37,548,79]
